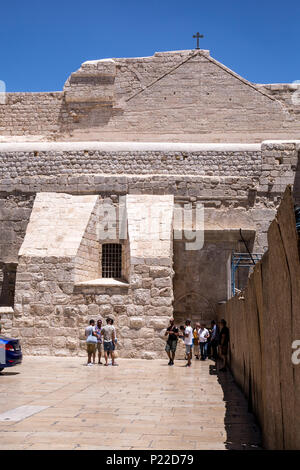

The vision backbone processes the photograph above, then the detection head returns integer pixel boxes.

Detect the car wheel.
[0,368,4,372]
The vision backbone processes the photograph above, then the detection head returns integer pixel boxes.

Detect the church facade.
[0,49,299,357]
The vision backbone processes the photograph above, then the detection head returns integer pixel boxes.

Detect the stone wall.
[74,203,101,283]
[0,92,63,138]
[0,194,35,264]
[6,194,175,359]
[0,140,298,253]
[0,142,262,182]
[0,50,300,143]
[217,186,300,449]
[0,141,299,359]
[257,83,300,115]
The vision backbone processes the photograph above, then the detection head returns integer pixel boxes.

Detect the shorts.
[185,344,193,354]
[165,340,177,353]
[87,343,96,354]
[96,342,102,353]
[104,341,114,352]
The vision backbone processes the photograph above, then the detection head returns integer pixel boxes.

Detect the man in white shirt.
[184,319,193,367]
[198,323,209,361]
[101,317,118,366]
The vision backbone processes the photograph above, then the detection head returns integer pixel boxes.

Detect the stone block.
[149,266,171,278]
[34,320,49,328]
[153,277,172,288]
[133,265,150,274]
[133,289,151,305]
[88,303,99,316]
[22,292,32,304]
[95,295,112,304]
[139,327,154,339]
[99,304,113,316]
[117,315,128,327]
[30,337,51,346]
[66,338,78,350]
[123,325,145,340]
[147,317,169,329]
[111,295,126,305]
[144,306,173,317]
[54,349,69,356]
[122,338,133,350]
[150,297,172,307]
[150,287,160,298]
[30,304,53,316]
[141,351,157,359]
[126,304,144,316]
[153,337,166,351]
[113,305,126,314]
[158,287,173,297]
[53,337,67,348]
[141,278,153,289]
[22,327,35,337]
[130,274,143,289]
[129,317,145,329]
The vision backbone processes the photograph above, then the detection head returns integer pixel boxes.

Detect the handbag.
[86,326,97,344]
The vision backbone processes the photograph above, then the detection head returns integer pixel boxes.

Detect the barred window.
[102,244,122,278]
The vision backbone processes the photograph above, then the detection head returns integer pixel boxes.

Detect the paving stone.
[0,356,262,450]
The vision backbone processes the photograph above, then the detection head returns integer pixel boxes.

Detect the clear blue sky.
[1,0,299,92]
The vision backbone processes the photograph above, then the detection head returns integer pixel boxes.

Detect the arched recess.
[173,291,216,326]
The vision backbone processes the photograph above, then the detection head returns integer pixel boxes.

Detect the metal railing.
[231,252,263,297]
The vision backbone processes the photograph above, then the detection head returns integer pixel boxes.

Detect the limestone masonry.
[0,49,299,358]
[1,49,300,143]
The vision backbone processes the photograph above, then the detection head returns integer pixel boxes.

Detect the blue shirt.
[95,326,102,343]
[211,324,219,342]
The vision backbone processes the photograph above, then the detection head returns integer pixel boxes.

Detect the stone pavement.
[0,356,261,450]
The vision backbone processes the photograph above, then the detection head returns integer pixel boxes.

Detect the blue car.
[0,335,22,372]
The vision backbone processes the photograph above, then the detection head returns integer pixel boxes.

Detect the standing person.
[165,318,179,366]
[184,319,193,367]
[198,323,209,360]
[107,318,118,364]
[219,319,230,372]
[0,315,2,334]
[193,323,200,359]
[95,319,103,365]
[101,317,118,366]
[85,319,97,366]
[210,320,220,361]
[206,326,212,358]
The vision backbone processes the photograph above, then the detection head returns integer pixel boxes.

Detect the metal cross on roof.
[193,32,204,49]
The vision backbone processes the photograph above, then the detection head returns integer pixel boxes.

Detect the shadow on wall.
[173,292,216,326]
[217,186,300,450]
[58,101,125,136]
[209,364,262,450]
[0,263,17,307]
[293,150,300,205]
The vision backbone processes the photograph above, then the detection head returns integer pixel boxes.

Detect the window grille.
[102,244,122,278]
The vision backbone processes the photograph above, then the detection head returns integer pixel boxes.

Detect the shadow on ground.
[209,363,262,450]
[0,371,20,376]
